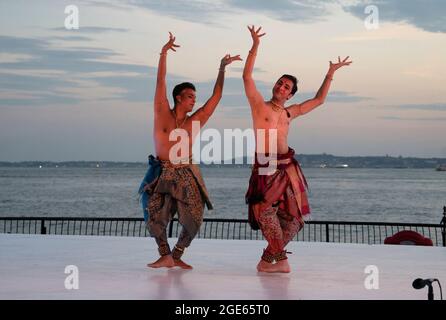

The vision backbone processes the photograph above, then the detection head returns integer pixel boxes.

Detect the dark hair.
[172,82,196,105]
[279,74,298,95]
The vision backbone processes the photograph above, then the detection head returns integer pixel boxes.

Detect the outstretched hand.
[220,54,243,68]
[247,25,266,45]
[161,32,180,54]
[329,56,352,73]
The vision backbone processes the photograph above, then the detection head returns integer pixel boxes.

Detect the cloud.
[325,91,373,103]
[227,0,334,23]
[342,0,446,33]
[111,0,335,25]
[79,0,445,33]
[0,91,79,106]
[0,35,124,73]
[121,0,228,25]
[50,36,94,42]
[1,35,252,107]
[379,116,446,121]
[229,67,266,73]
[393,103,446,111]
[78,0,134,11]
[0,35,158,106]
[0,53,35,63]
[0,33,375,109]
[0,72,78,92]
[91,72,188,103]
[51,26,130,33]
[292,90,372,104]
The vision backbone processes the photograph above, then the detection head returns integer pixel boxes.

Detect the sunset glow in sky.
[1,0,445,161]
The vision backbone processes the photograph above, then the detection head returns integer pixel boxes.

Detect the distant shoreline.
[1,154,445,169]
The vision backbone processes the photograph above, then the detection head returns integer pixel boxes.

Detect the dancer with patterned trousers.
[139,32,241,269]
[243,25,352,273]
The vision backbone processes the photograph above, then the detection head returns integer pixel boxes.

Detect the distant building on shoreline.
[1,154,446,169]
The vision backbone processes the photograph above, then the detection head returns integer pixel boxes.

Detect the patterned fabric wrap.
[158,244,171,256]
[254,200,302,257]
[245,147,310,230]
[143,157,213,257]
[138,155,162,222]
[139,155,213,222]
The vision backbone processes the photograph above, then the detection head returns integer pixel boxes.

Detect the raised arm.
[287,56,352,119]
[191,54,242,126]
[242,25,266,110]
[154,32,180,113]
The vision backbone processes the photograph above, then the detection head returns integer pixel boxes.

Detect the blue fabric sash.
[138,155,161,222]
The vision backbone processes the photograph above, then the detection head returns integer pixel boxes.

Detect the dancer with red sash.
[243,25,352,273]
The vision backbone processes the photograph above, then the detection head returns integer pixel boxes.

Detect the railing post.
[441,206,446,247]
[168,220,174,238]
[40,219,46,234]
[325,223,329,242]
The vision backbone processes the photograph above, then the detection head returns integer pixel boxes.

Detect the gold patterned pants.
[146,166,204,259]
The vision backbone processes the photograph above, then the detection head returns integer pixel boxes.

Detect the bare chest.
[255,109,291,131]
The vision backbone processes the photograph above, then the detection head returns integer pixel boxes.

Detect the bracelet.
[219,68,226,72]
[159,52,167,56]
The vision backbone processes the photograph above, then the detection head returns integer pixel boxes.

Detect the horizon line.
[1,153,446,163]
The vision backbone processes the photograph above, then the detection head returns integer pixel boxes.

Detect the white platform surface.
[1,234,445,300]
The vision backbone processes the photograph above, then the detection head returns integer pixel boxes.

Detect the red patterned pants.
[253,186,304,257]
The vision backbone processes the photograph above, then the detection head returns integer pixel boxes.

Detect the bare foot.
[257,259,275,272]
[173,259,193,269]
[147,255,174,268]
[275,259,291,273]
[257,259,290,273]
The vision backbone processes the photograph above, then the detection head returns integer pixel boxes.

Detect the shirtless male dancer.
[243,25,352,273]
[139,32,241,269]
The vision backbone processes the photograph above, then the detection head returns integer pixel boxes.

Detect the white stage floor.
[0,234,445,300]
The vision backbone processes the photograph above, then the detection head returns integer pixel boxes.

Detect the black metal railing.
[0,217,149,237]
[1,213,445,246]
